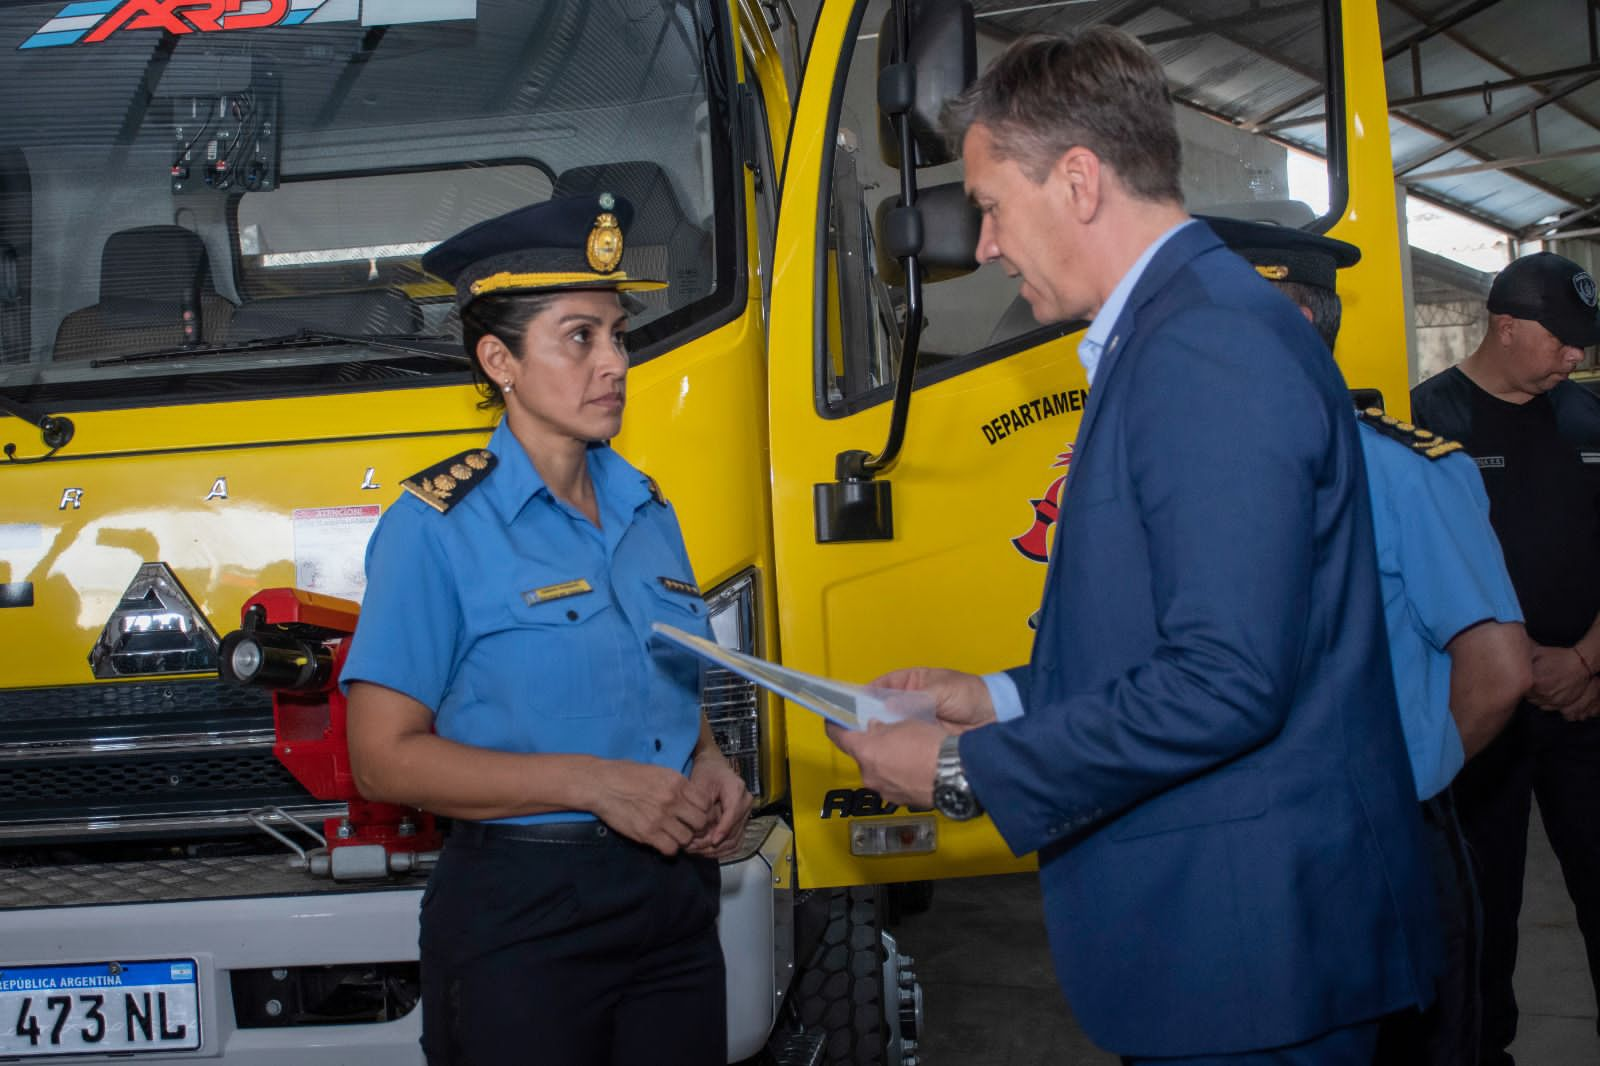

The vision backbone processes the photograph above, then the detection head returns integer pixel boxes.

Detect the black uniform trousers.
[1454,703,1600,1065]
[1374,790,1482,1066]
[418,822,726,1066]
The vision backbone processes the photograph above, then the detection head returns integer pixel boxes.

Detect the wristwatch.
[933,734,983,821]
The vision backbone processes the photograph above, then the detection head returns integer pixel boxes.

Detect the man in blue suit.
[829,27,1439,1065]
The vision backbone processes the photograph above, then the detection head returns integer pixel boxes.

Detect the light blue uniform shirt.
[1360,419,1522,800]
[340,419,711,824]
[984,220,1196,719]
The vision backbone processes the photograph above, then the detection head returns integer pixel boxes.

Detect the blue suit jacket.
[961,222,1439,1057]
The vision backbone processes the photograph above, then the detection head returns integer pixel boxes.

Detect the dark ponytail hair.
[459,292,557,409]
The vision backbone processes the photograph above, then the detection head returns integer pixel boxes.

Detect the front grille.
[0,751,301,803]
[704,668,761,796]
[0,681,313,837]
[0,681,273,726]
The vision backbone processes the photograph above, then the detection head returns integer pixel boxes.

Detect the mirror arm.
[838,0,925,483]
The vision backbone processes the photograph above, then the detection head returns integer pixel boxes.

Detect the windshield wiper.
[90,330,470,368]
[0,389,75,461]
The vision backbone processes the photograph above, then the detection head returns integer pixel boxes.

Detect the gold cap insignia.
[1255,264,1290,281]
[587,212,624,273]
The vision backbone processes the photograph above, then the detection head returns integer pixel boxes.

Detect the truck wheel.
[885,879,934,922]
[793,885,888,1064]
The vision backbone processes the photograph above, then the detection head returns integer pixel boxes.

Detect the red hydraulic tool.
[219,587,441,879]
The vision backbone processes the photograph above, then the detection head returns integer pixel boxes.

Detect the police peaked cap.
[1201,215,1361,293]
[422,194,666,311]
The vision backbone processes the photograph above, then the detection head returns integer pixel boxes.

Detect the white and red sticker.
[292,504,379,604]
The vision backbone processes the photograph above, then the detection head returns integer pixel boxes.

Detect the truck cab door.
[769,0,1083,889]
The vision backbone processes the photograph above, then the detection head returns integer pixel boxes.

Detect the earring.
[502,380,514,394]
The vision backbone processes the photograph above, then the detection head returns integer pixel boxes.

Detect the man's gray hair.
[942,26,1182,203]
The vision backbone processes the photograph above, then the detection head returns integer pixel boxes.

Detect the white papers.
[651,623,937,732]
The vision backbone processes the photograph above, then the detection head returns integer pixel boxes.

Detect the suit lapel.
[1033,222,1223,638]
[1059,221,1221,499]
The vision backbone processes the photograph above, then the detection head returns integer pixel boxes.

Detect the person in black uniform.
[1412,250,1600,1066]
[339,194,752,1066]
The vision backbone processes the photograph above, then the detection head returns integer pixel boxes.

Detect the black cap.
[1202,215,1361,292]
[421,194,666,311]
[1487,251,1600,348]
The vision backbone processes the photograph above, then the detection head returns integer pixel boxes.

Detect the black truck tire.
[792,885,888,1064]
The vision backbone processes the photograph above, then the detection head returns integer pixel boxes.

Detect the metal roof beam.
[1389,60,1600,107]
[1405,142,1600,181]
[1258,58,1600,130]
[1393,71,1600,176]
[1519,199,1600,240]
[1137,1,1320,47]
[1380,0,1509,60]
[1388,0,1600,139]
[1391,107,1586,216]
[1532,222,1600,241]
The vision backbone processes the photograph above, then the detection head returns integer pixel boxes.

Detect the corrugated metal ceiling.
[1378,0,1600,242]
[965,0,1600,242]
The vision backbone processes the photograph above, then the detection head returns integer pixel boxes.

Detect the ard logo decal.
[20,0,476,51]
[1012,445,1074,563]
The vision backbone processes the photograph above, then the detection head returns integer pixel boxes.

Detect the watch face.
[935,783,978,821]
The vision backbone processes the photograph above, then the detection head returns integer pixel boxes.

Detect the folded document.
[651,623,937,732]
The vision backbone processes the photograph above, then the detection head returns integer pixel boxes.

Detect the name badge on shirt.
[658,576,701,597]
[523,579,593,606]
[1475,456,1506,469]
[1583,452,1600,465]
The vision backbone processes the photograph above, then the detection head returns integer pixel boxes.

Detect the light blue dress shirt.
[1074,220,1197,386]
[340,419,711,824]
[1360,419,1522,800]
[985,220,1196,720]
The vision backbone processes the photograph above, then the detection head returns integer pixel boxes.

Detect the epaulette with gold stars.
[1357,408,1464,460]
[402,448,497,513]
[645,475,667,506]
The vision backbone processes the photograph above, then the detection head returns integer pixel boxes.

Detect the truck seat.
[553,162,712,313]
[53,225,235,361]
[227,290,423,340]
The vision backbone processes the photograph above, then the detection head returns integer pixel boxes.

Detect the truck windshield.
[0,0,736,407]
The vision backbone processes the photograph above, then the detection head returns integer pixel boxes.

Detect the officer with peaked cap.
[1414,249,1600,1066]
[339,194,750,1065]
[1216,215,1530,1066]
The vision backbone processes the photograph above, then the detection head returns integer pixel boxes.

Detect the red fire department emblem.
[1011,444,1073,563]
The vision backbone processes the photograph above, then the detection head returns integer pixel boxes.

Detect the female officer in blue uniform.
[339,193,752,1065]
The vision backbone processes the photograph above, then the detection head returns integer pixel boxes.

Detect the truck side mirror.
[816,0,977,544]
[877,0,976,169]
[874,181,980,286]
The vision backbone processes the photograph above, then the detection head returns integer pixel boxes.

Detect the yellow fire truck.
[0,0,1409,1062]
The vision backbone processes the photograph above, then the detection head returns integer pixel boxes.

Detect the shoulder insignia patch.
[1357,408,1463,461]
[659,576,701,597]
[402,448,497,513]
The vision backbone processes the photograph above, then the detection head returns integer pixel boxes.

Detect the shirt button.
[654,738,662,751]
[566,609,578,621]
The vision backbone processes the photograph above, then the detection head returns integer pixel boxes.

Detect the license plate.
[0,960,200,1057]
